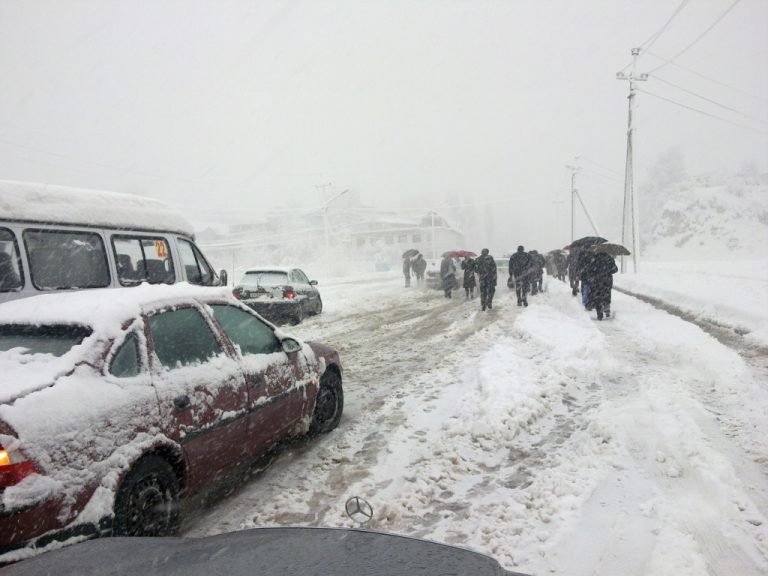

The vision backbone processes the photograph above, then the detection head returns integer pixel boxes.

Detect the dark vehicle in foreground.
[0,284,343,562]
[232,267,322,325]
[0,526,528,576]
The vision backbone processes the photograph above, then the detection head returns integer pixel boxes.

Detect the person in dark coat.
[440,254,457,298]
[584,251,618,320]
[461,256,476,299]
[475,248,497,311]
[567,248,581,296]
[403,257,412,287]
[412,254,427,286]
[529,250,545,295]
[577,249,596,309]
[553,251,567,282]
[508,245,532,307]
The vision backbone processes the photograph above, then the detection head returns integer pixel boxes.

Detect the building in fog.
[347,210,465,261]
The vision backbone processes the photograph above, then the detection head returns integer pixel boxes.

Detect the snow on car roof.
[0,284,233,403]
[0,283,231,333]
[0,180,196,237]
[242,266,295,273]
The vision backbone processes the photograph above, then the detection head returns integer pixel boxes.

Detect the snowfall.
[2,178,768,576]
[170,253,768,576]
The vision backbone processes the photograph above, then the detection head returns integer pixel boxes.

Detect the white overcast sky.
[0,0,766,237]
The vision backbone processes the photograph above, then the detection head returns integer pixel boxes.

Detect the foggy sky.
[1,0,766,250]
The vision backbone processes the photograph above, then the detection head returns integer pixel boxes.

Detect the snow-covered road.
[181,274,768,576]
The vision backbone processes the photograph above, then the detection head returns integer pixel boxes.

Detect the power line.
[645,49,768,103]
[578,156,625,177]
[637,88,768,134]
[652,75,767,124]
[639,0,692,52]
[647,0,742,74]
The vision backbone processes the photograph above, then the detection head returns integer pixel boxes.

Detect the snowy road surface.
[181,274,768,576]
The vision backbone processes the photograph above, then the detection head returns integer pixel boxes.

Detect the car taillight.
[283,289,296,300]
[0,445,40,489]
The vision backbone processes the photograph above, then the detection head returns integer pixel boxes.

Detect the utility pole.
[566,162,581,243]
[566,159,601,239]
[616,48,647,273]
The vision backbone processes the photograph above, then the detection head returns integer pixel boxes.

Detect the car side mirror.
[281,337,302,354]
[309,280,318,286]
[219,269,228,286]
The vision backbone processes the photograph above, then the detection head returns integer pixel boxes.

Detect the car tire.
[309,369,343,436]
[292,303,305,325]
[113,455,181,537]
[315,296,323,315]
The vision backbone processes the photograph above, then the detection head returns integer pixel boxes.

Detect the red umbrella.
[441,250,477,258]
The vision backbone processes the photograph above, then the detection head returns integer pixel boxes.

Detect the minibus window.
[178,239,216,286]
[112,236,175,286]
[24,230,109,290]
[0,228,23,292]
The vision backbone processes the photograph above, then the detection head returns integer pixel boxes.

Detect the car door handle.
[249,375,264,387]
[173,395,191,410]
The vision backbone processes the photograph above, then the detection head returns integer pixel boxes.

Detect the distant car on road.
[425,258,463,291]
[232,267,322,325]
[0,284,343,561]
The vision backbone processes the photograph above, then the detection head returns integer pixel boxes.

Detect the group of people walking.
[454,248,497,310]
[403,253,427,287]
[404,243,618,321]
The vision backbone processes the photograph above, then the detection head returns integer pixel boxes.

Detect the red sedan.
[0,284,343,561]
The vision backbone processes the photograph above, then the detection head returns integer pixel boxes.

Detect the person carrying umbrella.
[584,249,618,320]
[475,248,497,310]
[402,256,412,287]
[440,253,457,298]
[461,255,476,299]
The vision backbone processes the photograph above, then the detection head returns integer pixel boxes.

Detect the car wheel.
[113,455,180,537]
[292,303,305,325]
[315,296,323,315]
[309,369,343,435]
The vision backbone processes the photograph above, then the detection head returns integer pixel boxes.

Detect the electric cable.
[637,88,768,134]
[647,0,742,74]
[639,0,692,52]
[645,49,768,103]
[652,75,767,124]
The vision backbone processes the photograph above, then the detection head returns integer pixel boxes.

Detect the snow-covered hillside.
[641,172,768,260]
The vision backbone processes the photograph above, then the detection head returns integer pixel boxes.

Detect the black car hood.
[1,527,529,576]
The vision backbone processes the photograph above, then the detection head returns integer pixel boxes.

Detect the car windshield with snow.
[0,285,343,561]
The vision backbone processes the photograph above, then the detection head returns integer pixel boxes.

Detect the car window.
[293,269,310,285]
[210,304,282,355]
[239,271,288,287]
[23,229,110,290]
[177,238,216,286]
[0,324,92,356]
[0,228,23,291]
[112,236,175,286]
[109,332,141,377]
[149,307,222,369]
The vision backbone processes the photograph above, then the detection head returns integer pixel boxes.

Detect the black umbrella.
[565,236,608,250]
[592,242,630,256]
[402,248,419,258]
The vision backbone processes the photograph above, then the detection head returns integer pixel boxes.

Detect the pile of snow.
[641,172,768,260]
